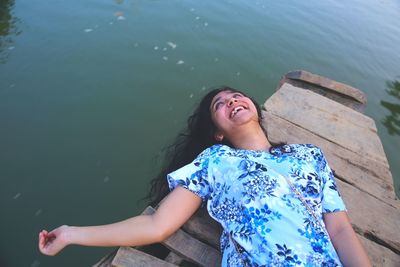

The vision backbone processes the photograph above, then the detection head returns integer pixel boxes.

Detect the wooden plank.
[163,226,221,267]
[144,205,221,249]
[182,207,222,249]
[278,77,366,113]
[261,112,398,208]
[272,82,373,129]
[358,235,400,267]
[93,249,118,267]
[264,83,388,166]
[112,247,178,267]
[282,70,367,105]
[338,180,400,253]
[164,252,184,265]
[141,206,156,216]
[142,206,222,267]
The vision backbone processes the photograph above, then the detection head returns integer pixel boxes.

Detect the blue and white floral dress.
[167,144,346,267]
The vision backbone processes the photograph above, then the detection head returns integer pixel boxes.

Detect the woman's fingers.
[39,229,55,255]
[39,230,48,253]
[39,231,45,245]
[38,227,68,256]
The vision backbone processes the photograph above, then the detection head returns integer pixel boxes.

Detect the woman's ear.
[214,132,224,141]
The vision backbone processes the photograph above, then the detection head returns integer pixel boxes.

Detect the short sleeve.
[317,148,347,213]
[167,146,214,202]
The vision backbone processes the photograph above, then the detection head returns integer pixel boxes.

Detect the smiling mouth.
[230,106,246,118]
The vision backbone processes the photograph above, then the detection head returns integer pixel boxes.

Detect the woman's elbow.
[150,217,177,243]
[157,222,183,242]
[156,229,174,243]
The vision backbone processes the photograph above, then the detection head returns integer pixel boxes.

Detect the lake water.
[1,0,399,266]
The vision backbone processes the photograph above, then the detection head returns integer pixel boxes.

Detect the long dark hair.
[146,86,264,206]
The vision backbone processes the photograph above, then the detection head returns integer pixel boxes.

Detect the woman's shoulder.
[195,144,233,160]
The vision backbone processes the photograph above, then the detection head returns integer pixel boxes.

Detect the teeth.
[231,106,245,117]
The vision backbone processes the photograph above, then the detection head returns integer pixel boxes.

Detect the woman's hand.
[38,225,70,256]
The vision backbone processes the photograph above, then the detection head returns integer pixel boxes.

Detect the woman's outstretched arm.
[39,187,202,256]
[323,211,372,267]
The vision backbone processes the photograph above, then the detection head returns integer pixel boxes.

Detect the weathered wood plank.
[144,205,221,250]
[93,249,118,267]
[264,83,388,166]
[182,207,222,249]
[164,252,184,265]
[141,206,155,216]
[338,180,400,253]
[261,112,398,207]
[358,235,400,267]
[163,230,221,267]
[112,247,178,267]
[281,70,367,105]
[142,206,222,267]
[273,82,373,130]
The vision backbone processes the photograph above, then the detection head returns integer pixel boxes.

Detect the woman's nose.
[228,98,237,106]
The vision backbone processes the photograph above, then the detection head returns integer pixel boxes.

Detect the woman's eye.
[233,93,243,98]
[215,102,223,110]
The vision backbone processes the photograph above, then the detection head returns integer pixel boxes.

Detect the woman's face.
[210,90,259,140]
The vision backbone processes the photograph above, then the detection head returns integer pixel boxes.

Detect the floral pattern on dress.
[167,144,346,267]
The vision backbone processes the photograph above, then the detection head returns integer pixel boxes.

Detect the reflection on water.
[0,0,19,63]
[381,79,400,135]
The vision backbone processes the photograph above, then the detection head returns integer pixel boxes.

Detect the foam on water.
[167,42,177,49]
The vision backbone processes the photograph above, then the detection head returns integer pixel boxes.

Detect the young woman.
[39,87,371,266]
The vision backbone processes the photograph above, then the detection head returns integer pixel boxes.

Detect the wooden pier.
[95,70,400,266]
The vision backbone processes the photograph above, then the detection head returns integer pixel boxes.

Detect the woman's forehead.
[211,90,242,106]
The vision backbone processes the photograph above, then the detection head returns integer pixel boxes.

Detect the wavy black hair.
[146,86,266,206]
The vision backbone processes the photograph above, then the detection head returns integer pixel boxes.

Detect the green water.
[1,0,399,266]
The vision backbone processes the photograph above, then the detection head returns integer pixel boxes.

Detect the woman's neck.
[227,125,272,151]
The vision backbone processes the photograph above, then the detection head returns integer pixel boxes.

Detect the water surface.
[1,0,399,266]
